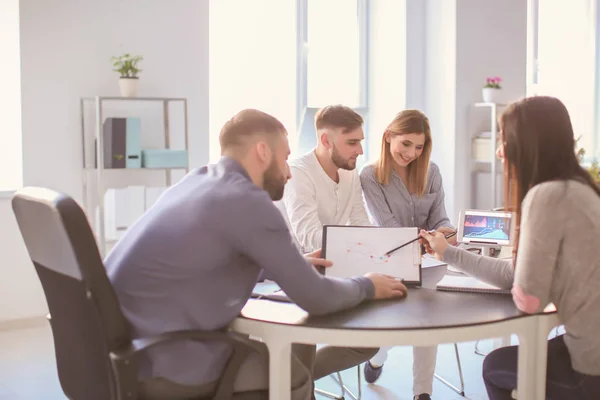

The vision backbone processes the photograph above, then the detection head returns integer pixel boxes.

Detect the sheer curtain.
[306,0,361,108]
[209,0,297,163]
[530,0,596,158]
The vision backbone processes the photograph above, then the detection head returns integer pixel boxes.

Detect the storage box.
[472,137,492,162]
[97,117,142,168]
[141,149,188,169]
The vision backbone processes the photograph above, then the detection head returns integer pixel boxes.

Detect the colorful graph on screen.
[464,216,487,228]
[463,215,510,241]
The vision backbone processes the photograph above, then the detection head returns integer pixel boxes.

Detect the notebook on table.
[251,281,291,303]
[436,275,511,294]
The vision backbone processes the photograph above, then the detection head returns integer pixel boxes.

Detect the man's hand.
[364,273,408,299]
[304,249,333,268]
[419,229,449,260]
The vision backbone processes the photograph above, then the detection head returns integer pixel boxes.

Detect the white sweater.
[280,150,371,252]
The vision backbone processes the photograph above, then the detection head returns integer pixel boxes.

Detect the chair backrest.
[11,187,132,400]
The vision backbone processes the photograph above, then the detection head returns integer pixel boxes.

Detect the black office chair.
[11,187,263,400]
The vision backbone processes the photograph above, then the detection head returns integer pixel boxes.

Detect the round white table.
[231,266,559,399]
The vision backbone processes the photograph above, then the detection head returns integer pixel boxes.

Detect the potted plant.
[111,53,143,97]
[575,136,600,183]
[482,76,502,103]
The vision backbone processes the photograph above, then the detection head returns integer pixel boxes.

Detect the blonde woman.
[359,110,454,400]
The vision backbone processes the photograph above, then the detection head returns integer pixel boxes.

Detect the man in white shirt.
[277,104,378,386]
[282,105,371,253]
[282,105,434,400]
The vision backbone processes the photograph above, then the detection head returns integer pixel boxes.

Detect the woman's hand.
[419,229,449,261]
[436,226,458,246]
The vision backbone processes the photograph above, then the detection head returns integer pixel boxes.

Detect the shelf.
[81,96,187,102]
[81,95,189,257]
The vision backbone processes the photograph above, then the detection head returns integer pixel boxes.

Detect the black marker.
[385,231,457,256]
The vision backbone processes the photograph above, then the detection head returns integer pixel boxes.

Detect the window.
[528,0,597,160]
[209,0,297,163]
[209,0,371,163]
[0,0,23,190]
[295,0,369,160]
[306,0,363,108]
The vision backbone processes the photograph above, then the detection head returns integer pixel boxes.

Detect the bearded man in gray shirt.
[105,109,407,400]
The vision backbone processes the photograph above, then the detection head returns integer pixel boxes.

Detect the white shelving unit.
[471,102,506,209]
[80,96,189,255]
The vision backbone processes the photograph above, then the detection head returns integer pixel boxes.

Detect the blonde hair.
[374,110,432,197]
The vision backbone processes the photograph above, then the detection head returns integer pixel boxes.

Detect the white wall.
[454,0,527,212]
[422,0,527,222]
[0,0,23,191]
[424,0,458,221]
[0,0,209,323]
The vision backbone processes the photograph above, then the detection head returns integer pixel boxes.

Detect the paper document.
[322,226,421,284]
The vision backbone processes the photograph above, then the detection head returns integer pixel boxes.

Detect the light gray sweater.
[443,179,600,375]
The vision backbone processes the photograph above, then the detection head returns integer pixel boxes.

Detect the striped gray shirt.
[359,162,453,230]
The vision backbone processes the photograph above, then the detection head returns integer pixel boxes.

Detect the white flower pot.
[482,87,500,103]
[119,78,139,97]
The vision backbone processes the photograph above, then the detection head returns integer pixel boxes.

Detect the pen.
[385,231,457,256]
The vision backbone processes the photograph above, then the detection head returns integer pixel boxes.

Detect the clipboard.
[322,225,422,287]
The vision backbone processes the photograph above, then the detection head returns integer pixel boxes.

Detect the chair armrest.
[130,329,262,355]
[110,329,261,400]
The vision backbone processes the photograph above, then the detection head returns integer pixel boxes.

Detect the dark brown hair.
[315,105,363,133]
[219,109,286,153]
[500,96,600,264]
[374,109,432,196]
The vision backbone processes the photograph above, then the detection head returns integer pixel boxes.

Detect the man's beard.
[331,144,357,171]
[263,160,286,201]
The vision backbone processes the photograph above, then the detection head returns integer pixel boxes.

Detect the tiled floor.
[0,323,508,399]
[314,340,499,400]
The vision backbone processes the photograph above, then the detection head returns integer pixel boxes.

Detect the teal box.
[126,117,142,168]
[141,149,189,169]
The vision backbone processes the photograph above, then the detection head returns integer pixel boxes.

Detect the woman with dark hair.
[420,96,600,399]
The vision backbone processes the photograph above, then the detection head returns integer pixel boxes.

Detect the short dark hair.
[315,105,363,133]
[219,109,286,153]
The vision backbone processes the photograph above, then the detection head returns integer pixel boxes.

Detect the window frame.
[294,0,370,157]
[527,0,600,163]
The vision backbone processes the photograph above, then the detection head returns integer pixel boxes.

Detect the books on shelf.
[436,274,511,294]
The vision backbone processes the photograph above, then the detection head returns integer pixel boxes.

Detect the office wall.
[454,0,527,212]
[421,0,527,222]
[424,0,458,220]
[0,0,209,323]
